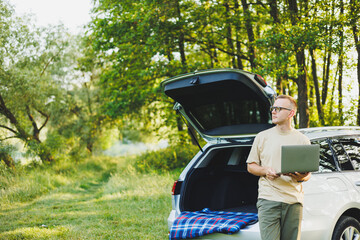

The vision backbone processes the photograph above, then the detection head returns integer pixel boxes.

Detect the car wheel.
[332,216,360,240]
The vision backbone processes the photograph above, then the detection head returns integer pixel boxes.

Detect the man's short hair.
[276,95,297,111]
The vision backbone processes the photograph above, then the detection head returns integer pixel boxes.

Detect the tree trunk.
[310,49,324,125]
[268,0,280,24]
[269,0,283,95]
[0,94,29,139]
[38,145,54,163]
[175,0,187,71]
[355,37,360,126]
[350,0,360,125]
[204,10,219,68]
[276,76,283,94]
[234,0,244,69]
[322,1,335,106]
[241,0,256,69]
[0,151,15,169]
[322,52,331,105]
[224,1,236,68]
[0,94,54,163]
[87,141,94,153]
[296,51,310,128]
[338,0,344,125]
[288,0,309,128]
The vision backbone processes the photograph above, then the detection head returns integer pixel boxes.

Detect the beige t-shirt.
[246,126,310,204]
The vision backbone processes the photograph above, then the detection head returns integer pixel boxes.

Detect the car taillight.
[172,180,182,195]
[255,74,267,87]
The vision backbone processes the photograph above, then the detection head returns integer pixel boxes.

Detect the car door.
[332,137,360,196]
[302,138,353,240]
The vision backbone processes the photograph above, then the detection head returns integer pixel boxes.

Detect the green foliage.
[0,6,109,164]
[134,143,199,173]
[48,83,107,156]
[87,0,360,131]
[43,35,116,159]
[42,131,68,160]
[1,0,360,173]
[0,2,82,163]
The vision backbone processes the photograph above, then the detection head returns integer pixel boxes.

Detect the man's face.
[271,98,294,125]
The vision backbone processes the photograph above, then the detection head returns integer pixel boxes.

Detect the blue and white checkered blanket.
[169,208,258,240]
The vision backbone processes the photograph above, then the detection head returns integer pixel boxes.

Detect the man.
[246,95,311,240]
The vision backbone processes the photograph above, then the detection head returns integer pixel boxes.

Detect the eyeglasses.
[270,106,293,113]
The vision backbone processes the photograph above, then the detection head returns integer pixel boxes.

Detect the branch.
[36,108,50,131]
[353,25,359,50]
[286,75,298,85]
[0,136,19,141]
[185,36,250,61]
[40,55,56,77]
[25,105,39,134]
[248,0,269,10]
[0,124,18,134]
[70,105,81,117]
[36,108,48,118]
[0,93,29,139]
[184,36,265,68]
[0,93,6,111]
[40,44,64,77]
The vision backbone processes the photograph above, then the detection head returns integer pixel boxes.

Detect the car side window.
[312,139,337,173]
[339,139,360,171]
[331,139,354,171]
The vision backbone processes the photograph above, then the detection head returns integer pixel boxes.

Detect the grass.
[0,156,178,239]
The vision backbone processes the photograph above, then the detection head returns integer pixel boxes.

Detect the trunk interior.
[181,145,259,213]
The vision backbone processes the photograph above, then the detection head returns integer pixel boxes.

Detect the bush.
[134,144,199,173]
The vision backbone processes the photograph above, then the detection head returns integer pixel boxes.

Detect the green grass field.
[0,156,178,239]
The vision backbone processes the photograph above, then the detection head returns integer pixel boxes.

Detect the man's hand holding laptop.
[265,167,280,180]
[284,172,311,182]
[265,168,310,182]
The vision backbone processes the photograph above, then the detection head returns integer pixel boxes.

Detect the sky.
[9,0,92,33]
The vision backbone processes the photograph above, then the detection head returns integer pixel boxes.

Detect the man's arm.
[247,162,280,181]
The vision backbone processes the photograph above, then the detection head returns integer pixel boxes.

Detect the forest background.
[1,0,360,166]
[1,0,360,238]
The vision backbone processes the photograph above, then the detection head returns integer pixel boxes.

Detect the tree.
[240,0,256,69]
[287,0,310,127]
[50,80,107,155]
[349,0,360,125]
[337,0,345,125]
[0,2,73,162]
[87,0,360,135]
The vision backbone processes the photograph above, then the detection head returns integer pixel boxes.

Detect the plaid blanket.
[169,208,258,240]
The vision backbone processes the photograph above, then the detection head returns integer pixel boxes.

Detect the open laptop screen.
[279,145,320,174]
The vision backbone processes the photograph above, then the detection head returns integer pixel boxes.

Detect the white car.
[162,68,360,240]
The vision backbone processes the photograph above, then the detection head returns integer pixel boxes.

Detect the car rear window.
[188,99,270,130]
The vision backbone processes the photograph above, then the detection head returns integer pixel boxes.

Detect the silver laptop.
[279,145,320,174]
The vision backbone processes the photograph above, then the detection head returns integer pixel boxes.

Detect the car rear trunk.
[180,145,259,213]
[161,69,275,142]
